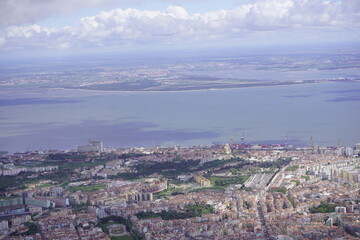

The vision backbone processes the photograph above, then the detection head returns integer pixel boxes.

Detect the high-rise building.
[345,147,354,156]
[355,143,360,150]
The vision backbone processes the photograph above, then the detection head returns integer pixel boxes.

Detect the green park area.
[269,187,288,194]
[98,216,142,240]
[68,184,106,192]
[207,175,249,187]
[309,203,337,213]
[285,164,299,171]
[136,204,214,220]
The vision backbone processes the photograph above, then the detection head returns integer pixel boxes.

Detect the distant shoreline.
[56,79,359,94]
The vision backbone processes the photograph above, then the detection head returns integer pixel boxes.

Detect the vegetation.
[199,158,245,170]
[244,200,251,209]
[38,183,54,188]
[208,176,249,187]
[0,154,287,192]
[285,165,299,171]
[0,153,128,192]
[309,203,337,213]
[258,157,292,169]
[68,184,106,192]
[269,187,288,194]
[186,204,214,215]
[136,204,214,220]
[47,153,88,161]
[98,216,142,240]
[24,222,38,235]
[156,186,184,197]
[0,173,38,192]
[0,168,73,192]
[10,222,38,236]
[189,186,226,192]
[287,196,297,208]
[111,158,247,180]
[111,159,201,180]
[111,236,132,240]
[72,203,89,213]
[230,168,239,175]
[44,154,115,170]
[291,180,301,186]
[301,175,310,181]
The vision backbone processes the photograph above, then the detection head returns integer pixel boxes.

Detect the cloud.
[0,0,115,27]
[1,0,359,51]
[3,25,76,49]
[342,0,360,14]
[0,37,6,46]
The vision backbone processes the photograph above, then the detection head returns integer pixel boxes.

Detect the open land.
[1,52,360,92]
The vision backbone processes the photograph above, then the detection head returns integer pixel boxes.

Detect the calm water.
[0,81,360,152]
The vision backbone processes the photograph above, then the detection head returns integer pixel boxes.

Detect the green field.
[208,176,249,187]
[189,186,226,192]
[136,204,214,220]
[68,184,106,192]
[111,236,132,240]
[269,187,288,193]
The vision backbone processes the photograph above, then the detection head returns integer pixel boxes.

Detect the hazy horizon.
[1,0,360,58]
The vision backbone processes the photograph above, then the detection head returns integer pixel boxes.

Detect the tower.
[241,132,245,144]
[309,136,315,148]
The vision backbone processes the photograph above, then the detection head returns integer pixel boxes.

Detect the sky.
[0,0,359,55]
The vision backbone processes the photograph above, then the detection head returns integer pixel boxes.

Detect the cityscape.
[0,140,359,239]
[1,0,360,239]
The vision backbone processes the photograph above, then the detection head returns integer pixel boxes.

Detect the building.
[0,198,23,207]
[142,179,168,193]
[335,206,347,213]
[177,174,193,182]
[345,147,354,156]
[194,175,211,187]
[355,143,360,150]
[11,215,31,226]
[224,144,232,155]
[0,220,9,231]
[25,198,52,208]
[77,140,103,153]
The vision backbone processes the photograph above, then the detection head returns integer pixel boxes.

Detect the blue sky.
[0,0,359,55]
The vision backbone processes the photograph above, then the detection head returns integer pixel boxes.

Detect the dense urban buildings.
[0,141,359,239]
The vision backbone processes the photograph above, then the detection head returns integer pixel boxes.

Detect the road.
[257,198,271,240]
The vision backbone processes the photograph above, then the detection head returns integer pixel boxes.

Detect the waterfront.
[0,81,359,152]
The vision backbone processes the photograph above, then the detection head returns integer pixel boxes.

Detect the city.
[1,0,360,239]
[0,140,359,239]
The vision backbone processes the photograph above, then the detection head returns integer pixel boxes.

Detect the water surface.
[0,81,359,152]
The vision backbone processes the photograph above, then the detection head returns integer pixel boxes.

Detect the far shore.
[53,79,359,94]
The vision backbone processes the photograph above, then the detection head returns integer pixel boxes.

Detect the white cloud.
[3,25,76,50]
[1,0,359,51]
[0,0,115,27]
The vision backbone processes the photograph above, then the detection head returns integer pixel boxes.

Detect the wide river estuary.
[0,81,359,152]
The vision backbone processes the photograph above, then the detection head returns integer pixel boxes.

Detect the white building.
[345,147,354,156]
[77,140,103,153]
[0,220,9,231]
